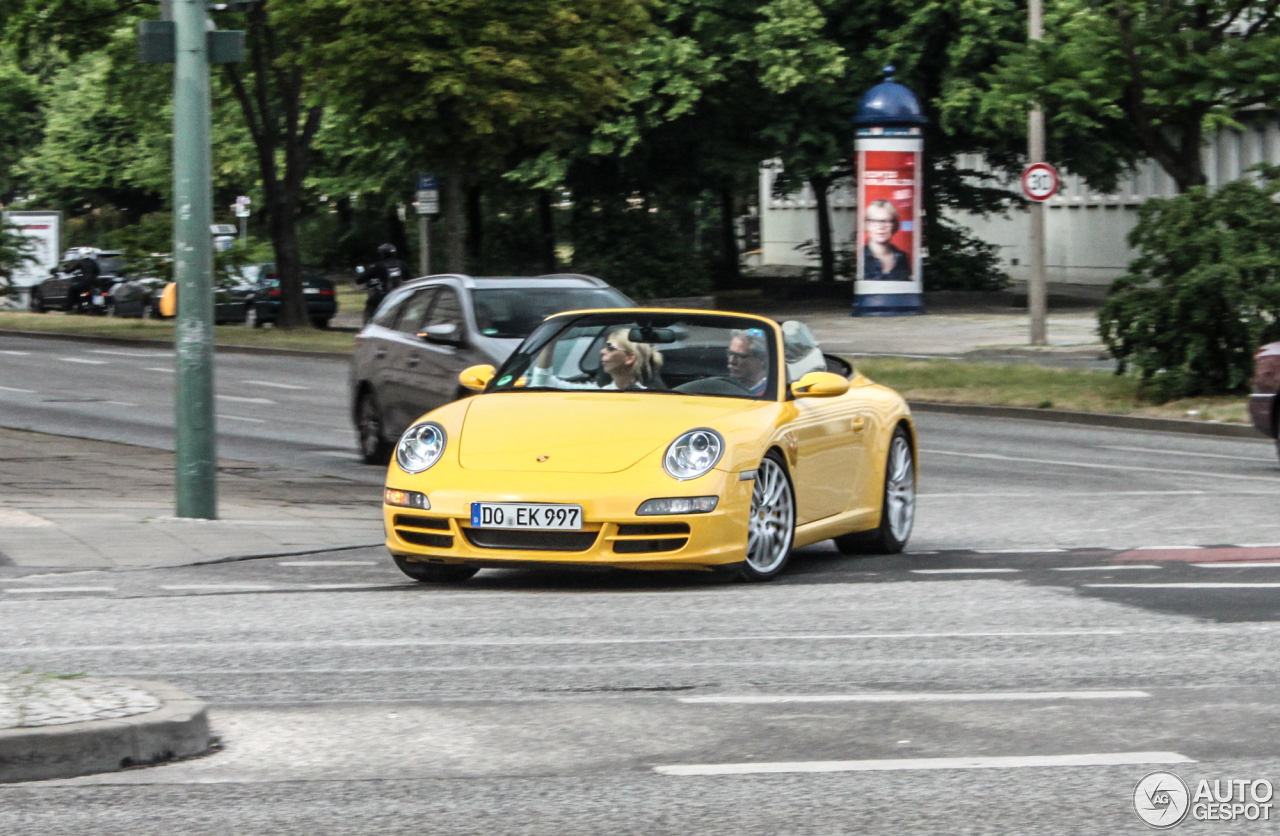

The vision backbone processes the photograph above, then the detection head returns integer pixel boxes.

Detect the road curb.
[0,679,211,783]
[0,328,350,360]
[909,401,1266,439]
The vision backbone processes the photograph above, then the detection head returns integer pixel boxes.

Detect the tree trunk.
[718,186,740,287]
[537,190,556,272]
[445,155,466,273]
[222,6,321,329]
[465,185,483,267]
[810,174,835,282]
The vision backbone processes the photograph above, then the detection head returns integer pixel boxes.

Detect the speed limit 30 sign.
[1021,163,1059,201]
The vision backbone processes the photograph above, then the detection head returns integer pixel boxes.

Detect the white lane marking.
[1052,565,1161,572]
[1233,543,1280,548]
[653,752,1194,776]
[1192,562,1280,568]
[910,568,1019,575]
[926,449,1280,484]
[145,367,174,373]
[679,690,1150,705]
[0,385,34,393]
[241,380,309,390]
[305,583,390,590]
[104,401,137,407]
[217,414,266,423]
[58,357,106,365]
[1098,445,1266,463]
[160,584,277,591]
[216,395,275,404]
[1086,583,1280,589]
[0,629,1189,653]
[975,548,1065,554]
[1133,545,1202,550]
[0,350,30,355]
[279,561,378,567]
[4,587,115,594]
[87,350,172,357]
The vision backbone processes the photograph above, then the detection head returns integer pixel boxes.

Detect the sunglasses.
[603,342,627,353]
[726,350,758,361]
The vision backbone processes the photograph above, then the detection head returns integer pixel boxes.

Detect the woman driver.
[530,328,663,390]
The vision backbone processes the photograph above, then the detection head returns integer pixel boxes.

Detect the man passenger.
[727,329,769,396]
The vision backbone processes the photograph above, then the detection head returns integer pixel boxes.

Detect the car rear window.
[472,288,631,339]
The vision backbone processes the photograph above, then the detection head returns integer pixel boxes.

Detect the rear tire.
[393,556,478,583]
[834,425,916,555]
[313,317,331,330]
[357,391,393,465]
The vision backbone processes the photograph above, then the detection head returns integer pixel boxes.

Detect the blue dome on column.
[853,67,927,127]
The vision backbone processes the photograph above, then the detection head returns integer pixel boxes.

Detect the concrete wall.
[759,116,1280,287]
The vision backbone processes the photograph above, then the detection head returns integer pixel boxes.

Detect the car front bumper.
[383,468,752,570]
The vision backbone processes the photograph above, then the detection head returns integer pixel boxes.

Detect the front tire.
[834,425,916,555]
[393,555,478,583]
[357,391,393,465]
[734,451,796,582]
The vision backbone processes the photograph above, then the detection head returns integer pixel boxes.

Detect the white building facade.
[759,115,1280,290]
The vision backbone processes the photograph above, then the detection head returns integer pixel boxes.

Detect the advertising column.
[851,68,926,316]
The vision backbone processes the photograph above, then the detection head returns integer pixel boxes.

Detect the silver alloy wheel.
[746,456,794,575]
[884,434,916,543]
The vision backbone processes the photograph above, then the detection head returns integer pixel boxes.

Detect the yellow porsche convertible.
[382,309,916,583]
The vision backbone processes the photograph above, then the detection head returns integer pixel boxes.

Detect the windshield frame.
[470,286,633,340]
[486,310,782,401]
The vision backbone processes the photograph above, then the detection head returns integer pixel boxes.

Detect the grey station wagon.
[350,273,633,463]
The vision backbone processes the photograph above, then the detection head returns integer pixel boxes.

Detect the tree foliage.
[1100,166,1280,401]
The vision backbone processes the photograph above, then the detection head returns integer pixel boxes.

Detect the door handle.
[850,415,867,433]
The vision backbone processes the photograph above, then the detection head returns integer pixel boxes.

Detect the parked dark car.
[239,263,337,329]
[351,273,633,463]
[28,248,125,313]
[1250,341,1280,460]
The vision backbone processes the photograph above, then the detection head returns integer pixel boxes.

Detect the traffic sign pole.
[172,0,217,519]
[1027,0,1047,346]
[415,174,439,277]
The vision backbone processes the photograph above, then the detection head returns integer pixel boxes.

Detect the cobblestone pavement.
[0,673,159,729]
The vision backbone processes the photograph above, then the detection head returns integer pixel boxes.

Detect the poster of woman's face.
[857,147,920,285]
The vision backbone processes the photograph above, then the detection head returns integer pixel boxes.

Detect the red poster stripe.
[1115,546,1280,564]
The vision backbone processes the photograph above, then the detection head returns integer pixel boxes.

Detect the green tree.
[987,0,1280,193]
[276,0,652,273]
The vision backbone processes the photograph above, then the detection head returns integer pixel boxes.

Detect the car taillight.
[319,289,334,296]
[268,289,280,297]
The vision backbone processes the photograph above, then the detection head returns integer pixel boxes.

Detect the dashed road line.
[144,367,174,373]
[279,561,378,567]
[1192,562,1280,569]
[927,449,1280,484]
[0,385,34,393]
[653,752,1194,776]
[1087,583,1280,589]
[58,357,106,365]
[241,380,309,390]
[4,587,116,594]
[1052,565,1160,571]
[1097,445,1266,463]
[218,414,266,423]
[216,395,275,404]
[911,568,1019,575]
[679,690,1150,705]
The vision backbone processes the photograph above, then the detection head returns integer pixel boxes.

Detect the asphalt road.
[5,332,1280,833]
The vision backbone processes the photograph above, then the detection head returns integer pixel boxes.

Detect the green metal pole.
[172,0,217,518]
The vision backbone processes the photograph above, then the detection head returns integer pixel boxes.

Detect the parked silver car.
[351,273,634,463]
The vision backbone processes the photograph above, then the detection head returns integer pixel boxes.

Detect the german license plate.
[470,502,582,530]
[304,287,320,295]
[92,295,105,305]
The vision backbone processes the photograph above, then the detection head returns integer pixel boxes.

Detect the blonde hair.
[865,199,900,234]
[608,328,664,383]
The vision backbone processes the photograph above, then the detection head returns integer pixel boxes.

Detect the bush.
[1099,165,1280,402]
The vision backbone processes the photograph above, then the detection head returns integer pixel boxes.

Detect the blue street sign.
[416,173,438,192]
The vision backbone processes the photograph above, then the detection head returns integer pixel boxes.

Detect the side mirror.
[458,364,495,392]
[790,371,850,399]
[419,322,465,347]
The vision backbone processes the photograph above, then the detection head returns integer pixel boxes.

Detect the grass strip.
[0,311,355,353]
[854,357,1250,425]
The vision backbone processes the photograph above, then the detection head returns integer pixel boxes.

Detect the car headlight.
[663,429,724,481]
[396,422,447,473]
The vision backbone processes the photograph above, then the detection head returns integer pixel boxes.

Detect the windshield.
[490,312,779,400]
[472,288,631,339]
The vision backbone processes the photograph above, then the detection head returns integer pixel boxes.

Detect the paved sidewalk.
[0,428,381,572]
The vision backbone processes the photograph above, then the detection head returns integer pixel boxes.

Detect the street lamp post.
[140,1,246,519]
